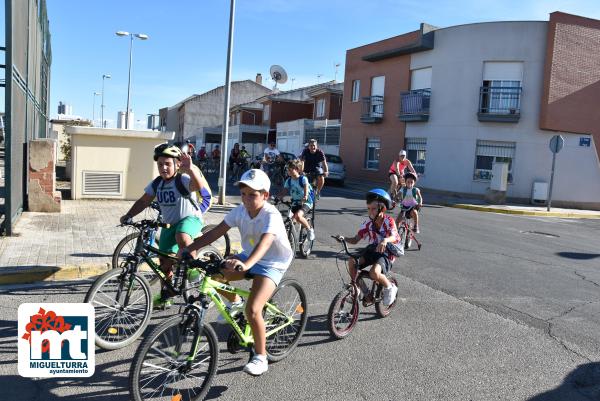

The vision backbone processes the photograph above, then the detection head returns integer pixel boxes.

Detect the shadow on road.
[556,252,600,260]
[527,362,600,400]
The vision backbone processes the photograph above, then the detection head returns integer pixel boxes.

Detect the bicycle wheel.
[113,232,160,285]
[129,314,219,401]
[375,276,399,318]
[285,220,297,263]
[298,225,314,258]
[327,287,359,339]
[264,279,308,362]
[201,224,231,256]
[84,268,152,350]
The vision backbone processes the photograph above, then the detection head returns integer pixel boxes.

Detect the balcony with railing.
[398,89,430,122]
[477,86,522,122]
[360,95,384,123]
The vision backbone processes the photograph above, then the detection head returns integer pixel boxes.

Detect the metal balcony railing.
[360,95,384,123]
[399,89,430,122]
[478,86,522,122]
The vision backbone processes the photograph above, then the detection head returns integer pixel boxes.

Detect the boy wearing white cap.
[183,169,293,376]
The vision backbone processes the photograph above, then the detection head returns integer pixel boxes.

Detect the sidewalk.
[343,179,600,219]
[0,200,241,285]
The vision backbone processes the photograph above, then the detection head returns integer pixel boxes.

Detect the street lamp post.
[217,0,236,205]
[101,74,111,128]
[116,31,149,129]
[92,92,100,126]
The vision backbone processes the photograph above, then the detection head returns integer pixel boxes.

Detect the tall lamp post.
[92,92,100,126]
[217,0,236,204]
[101,74,111,128]
[116,31,149,129]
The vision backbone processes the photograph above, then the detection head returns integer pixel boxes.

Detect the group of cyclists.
[117,140,422,381]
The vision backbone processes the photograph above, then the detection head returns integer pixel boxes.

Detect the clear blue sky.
[40,0,600,129]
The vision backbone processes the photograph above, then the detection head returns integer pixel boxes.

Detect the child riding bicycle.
[278,159,316,241]
[388,150,417,197]
[396,172,423,233]
[120,143,212,309]
[338,189,400,306]
[181,168,294,376]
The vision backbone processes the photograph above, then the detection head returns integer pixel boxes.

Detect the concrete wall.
[181,81,271,142]
[406,21,600,206]
[68,127,174,200]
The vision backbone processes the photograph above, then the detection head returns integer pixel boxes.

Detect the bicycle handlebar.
[270,196,293,208]
[120,218,170,230]
[331,235,352,256]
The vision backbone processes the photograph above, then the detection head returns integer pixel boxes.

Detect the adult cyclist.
[388,150,417,199]
[300,138,328,199]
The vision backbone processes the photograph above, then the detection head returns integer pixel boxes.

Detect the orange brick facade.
[540,12,600,160]
[340,31,419,182]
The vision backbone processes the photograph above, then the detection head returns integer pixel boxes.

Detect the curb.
[0,263,112,285]
[448,203,600,219]
[0,242,243,285]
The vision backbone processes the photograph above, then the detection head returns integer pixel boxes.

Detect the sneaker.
[382,284,398,306]
[152,293,173,310]
[217,298,245,321]
[308,228,315,241]
[243,354,268,376]
[315,191,320,201]
[413,225,420,234]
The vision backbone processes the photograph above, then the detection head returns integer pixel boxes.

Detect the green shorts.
[158,216,203,255]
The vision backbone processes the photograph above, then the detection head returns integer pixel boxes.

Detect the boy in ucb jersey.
[120,143,212,308]
[182,169,293,376]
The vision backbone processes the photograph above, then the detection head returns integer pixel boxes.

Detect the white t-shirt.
[224,202,293,273]
[144,174,201,224]
[263,147,280,162]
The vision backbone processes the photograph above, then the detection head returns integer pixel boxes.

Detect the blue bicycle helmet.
[365,188,393,210]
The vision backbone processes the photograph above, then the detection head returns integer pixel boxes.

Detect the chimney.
[256,73,263,85]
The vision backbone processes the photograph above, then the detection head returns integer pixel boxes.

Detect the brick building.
[340,12,600,208]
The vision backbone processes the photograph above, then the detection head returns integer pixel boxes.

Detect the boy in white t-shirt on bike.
[396,172,423,233]
[182,169,293,377]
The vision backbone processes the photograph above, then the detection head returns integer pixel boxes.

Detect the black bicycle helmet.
[153,143,182,161]
[365,188,393,210]
[403,172,418,182]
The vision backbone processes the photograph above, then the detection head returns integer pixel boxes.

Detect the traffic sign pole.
[547,151,557,211]
[547,135,564,211]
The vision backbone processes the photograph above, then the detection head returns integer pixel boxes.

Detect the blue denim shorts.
[235,254,284,286]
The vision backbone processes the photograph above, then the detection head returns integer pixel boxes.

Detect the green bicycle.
[85,218,225,350]
[129,252,308,401]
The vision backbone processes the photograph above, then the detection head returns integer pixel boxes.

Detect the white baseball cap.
[235,169,271,192]
[399,150,407,156]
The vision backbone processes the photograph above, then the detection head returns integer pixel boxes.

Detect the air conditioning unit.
[531,182,548,204]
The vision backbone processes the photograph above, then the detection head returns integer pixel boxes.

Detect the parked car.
[325,154,346,185]
[280,152,296,163]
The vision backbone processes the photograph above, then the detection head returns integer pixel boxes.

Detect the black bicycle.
[112,205,231,283]
[327,235,399,340]
[85,219,227,350]
[271,197,298,262]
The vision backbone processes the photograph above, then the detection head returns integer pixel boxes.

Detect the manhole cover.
[520,230,560,238]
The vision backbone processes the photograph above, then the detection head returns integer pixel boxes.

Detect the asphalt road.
[2,185,600,401]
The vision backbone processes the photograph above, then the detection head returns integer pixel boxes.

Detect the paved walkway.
[0,200,240,284]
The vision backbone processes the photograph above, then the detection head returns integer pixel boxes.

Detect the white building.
[341,12,600,209]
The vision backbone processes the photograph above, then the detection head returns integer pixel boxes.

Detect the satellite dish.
[270,65,288,89]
